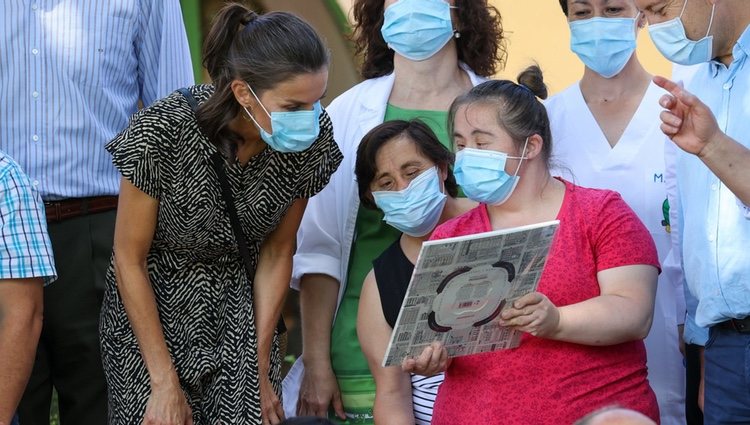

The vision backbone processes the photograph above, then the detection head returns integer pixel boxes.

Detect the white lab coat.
[282,64,485,417]
[546,82,686,425]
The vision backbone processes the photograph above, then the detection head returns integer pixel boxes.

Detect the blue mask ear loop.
[704,3,716,39]
[435,165,446,195]
[678,0,715,40]
[508,137,530,178]
[678,0,690,20]
[448,4,459,37]
[242,84,272,133]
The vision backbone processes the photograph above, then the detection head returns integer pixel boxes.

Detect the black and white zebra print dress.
[100,85,342,424]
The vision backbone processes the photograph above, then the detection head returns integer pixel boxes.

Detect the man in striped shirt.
[0,1,194,423]
[0,151,56,425]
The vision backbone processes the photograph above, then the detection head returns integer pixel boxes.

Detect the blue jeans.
[11,414,19,425]
[703,326,750,424]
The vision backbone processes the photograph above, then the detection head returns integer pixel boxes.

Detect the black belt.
[716,316,750,333]
[44,196,118,223]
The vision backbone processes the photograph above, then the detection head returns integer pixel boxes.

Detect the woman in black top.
[353,120,474,424]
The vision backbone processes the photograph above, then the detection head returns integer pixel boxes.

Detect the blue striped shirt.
[0,0,194,200]
[0,150,56,283]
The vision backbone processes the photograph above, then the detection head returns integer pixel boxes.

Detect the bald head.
[575,407,657,425]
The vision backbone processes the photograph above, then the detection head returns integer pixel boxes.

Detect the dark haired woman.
[284,0,506,421]
[407,66,660,423]
[353,120,474,424]
[99,4,341,424]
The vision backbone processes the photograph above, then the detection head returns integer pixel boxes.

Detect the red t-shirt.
[430,179,660,424]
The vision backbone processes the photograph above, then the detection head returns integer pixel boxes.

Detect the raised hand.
[653,75,722,157]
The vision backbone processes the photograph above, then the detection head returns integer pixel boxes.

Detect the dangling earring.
[453,30,461,39]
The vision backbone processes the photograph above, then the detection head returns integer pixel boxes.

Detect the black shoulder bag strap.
[177,87,286,334]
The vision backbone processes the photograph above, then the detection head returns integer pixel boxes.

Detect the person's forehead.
[571,0,631,7]
[376,137,423,165]
[455,104,497,129]
[634,0,670,12]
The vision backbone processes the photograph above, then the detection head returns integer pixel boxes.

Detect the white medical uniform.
[546,81,686,425]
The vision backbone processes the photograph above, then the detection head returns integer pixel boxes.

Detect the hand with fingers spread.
[260,376,285,425]
[401,341,450,377]
[653,76,723,157]
[142,379,194,425]
[499,292,560,339]
[296,362,345,419]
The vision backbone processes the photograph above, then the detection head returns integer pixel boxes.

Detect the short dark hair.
[559,0,568,15]
[355,120,458,209]
[448,65,552,166]
[196,3,329,155]
[351,0,507,79]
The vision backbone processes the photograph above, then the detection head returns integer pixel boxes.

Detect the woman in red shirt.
[405,65,660,424]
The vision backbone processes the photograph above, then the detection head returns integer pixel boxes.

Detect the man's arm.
[654,76,750,205]
[0,278,44,425]
[0,155,55,424]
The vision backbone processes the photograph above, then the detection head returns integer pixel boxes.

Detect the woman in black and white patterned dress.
[99,4,341,425]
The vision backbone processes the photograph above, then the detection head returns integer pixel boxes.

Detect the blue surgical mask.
[381,0,456,61]
[243,84,321,153]
[569,15,638,78]
[648,0,715,65]
[372,167,447,237]
[454,139,528,206]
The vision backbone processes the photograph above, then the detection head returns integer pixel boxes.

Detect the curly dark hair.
[351,0,507,79]
[558,0,568,15]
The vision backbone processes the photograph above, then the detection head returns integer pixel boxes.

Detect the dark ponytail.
[448,65,553,166]
[196,3,330,155]
[201,5,257,84]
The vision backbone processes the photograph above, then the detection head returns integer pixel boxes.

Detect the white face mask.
[648,0,716,65]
